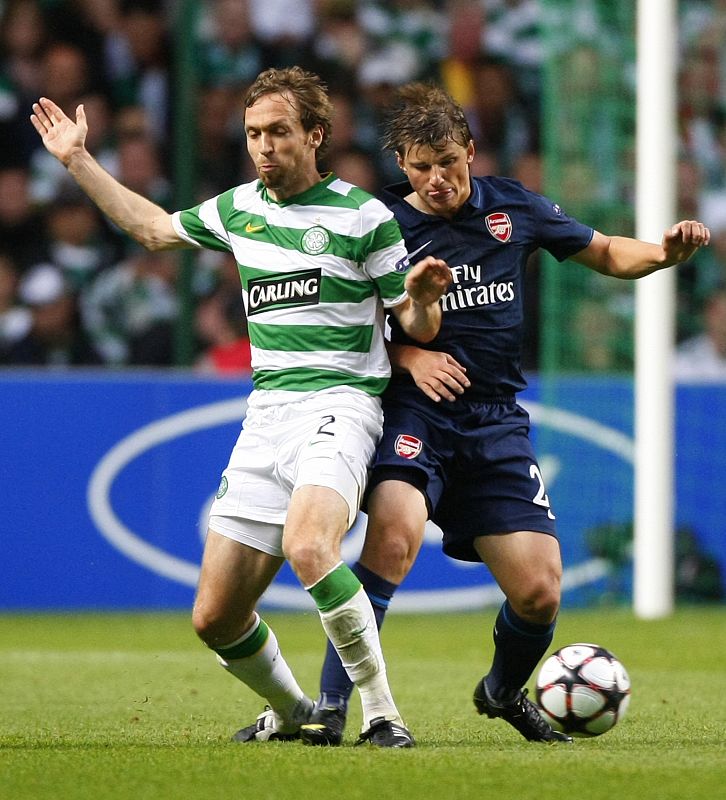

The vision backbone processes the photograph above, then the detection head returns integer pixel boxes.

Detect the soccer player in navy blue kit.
[301,82,710,746]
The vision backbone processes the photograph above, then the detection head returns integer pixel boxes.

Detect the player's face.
[244,92,323,200]
[399,140,474,219]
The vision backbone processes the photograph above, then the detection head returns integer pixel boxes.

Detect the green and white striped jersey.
[171,173,408,397]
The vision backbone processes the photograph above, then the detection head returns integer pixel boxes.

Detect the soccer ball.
[535,643,631,737]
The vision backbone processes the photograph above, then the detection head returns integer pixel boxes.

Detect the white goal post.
[633,0,677,618]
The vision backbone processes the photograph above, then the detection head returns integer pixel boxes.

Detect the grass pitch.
[1,607,724,800]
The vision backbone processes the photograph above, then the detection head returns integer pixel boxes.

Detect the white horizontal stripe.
[364,242,409,281]
[228,232,368,279]
[249,296,380,327]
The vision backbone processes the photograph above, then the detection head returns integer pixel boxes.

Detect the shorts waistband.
[469,395,516,404]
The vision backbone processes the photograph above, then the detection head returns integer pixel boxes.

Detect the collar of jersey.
[256,172,336,207]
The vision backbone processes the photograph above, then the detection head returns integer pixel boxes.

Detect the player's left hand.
[405,256,452,306]
[662,220,710,264]
[408,349,470,403]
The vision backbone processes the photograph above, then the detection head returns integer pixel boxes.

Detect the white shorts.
[209,390,383,556]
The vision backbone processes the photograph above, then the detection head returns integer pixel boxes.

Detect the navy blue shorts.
[368,397,558,562]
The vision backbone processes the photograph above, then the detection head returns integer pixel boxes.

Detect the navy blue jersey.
[383,176,594,400]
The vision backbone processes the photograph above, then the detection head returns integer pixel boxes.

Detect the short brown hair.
[381,82,473,157]
[244,67,334,161]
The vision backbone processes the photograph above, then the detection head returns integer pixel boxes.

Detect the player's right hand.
[405,256,452,307]
[30,97,88,167]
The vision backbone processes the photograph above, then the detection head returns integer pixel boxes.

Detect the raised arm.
[571,220,710,279]
[30,97,186,251]
[390,255,451,343]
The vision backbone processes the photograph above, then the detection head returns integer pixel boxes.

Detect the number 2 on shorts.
[530,464,556,520]
[316,415,336,436]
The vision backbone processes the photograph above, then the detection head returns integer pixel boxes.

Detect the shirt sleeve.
[359,199,409,307]
[528,190,595,261]
[171,190,236,253]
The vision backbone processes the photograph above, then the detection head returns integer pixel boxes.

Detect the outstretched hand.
[30,97,88,167]
[662,220,711,265]
[404,256,452,306]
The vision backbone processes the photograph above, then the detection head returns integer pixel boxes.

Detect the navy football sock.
[485,600,555,702]
[317,561,398,712]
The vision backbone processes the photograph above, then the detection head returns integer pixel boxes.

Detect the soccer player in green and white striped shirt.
[31,66,451,748]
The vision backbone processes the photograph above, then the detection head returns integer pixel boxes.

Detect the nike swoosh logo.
[394,239,433,272]
[246,222,265,233]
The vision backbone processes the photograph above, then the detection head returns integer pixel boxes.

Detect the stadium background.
[1,0,724,608]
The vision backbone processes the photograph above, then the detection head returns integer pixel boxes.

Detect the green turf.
[1,607,724,800]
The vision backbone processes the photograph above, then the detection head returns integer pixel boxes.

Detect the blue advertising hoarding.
[0,371,723,610]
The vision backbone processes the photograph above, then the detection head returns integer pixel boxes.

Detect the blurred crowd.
[1,0,726,376]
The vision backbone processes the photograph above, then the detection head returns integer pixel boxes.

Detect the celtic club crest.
[301,226,330,254]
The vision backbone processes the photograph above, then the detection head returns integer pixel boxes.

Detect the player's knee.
[385,535,416,579]
[191,603,215,645]
[283,535,332,582]
[191,602,236,648]
[512,575,561,625]
[361,521,421,583]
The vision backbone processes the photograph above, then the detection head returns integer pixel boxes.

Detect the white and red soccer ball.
[535,643,631,737]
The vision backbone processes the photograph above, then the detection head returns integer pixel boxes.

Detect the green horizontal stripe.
[260,173,337,207]
[248,322,373,353]
[369,216,407,248]
[374,270,407,300]
[248,222,304,250]
[320,276,375,303]
[308,564,361,612]
[337,217,406,264]
[253,368,389,395]
[179,208,230,252]
[214,619,269,659]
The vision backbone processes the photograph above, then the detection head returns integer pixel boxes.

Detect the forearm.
[393,300,442,343]
[576,225,707,279]
[66,149,184,251]
[601,237,668,279]
[386,342,419,374]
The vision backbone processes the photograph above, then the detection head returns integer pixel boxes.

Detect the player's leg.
[284,482,413,747]
[196,406,317,742]
[438,400,570,741]
[472,530,571,743]
[304,394,445,746]
[193,527,314,741]
[305,479,428,745]
[475,530,561,696]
